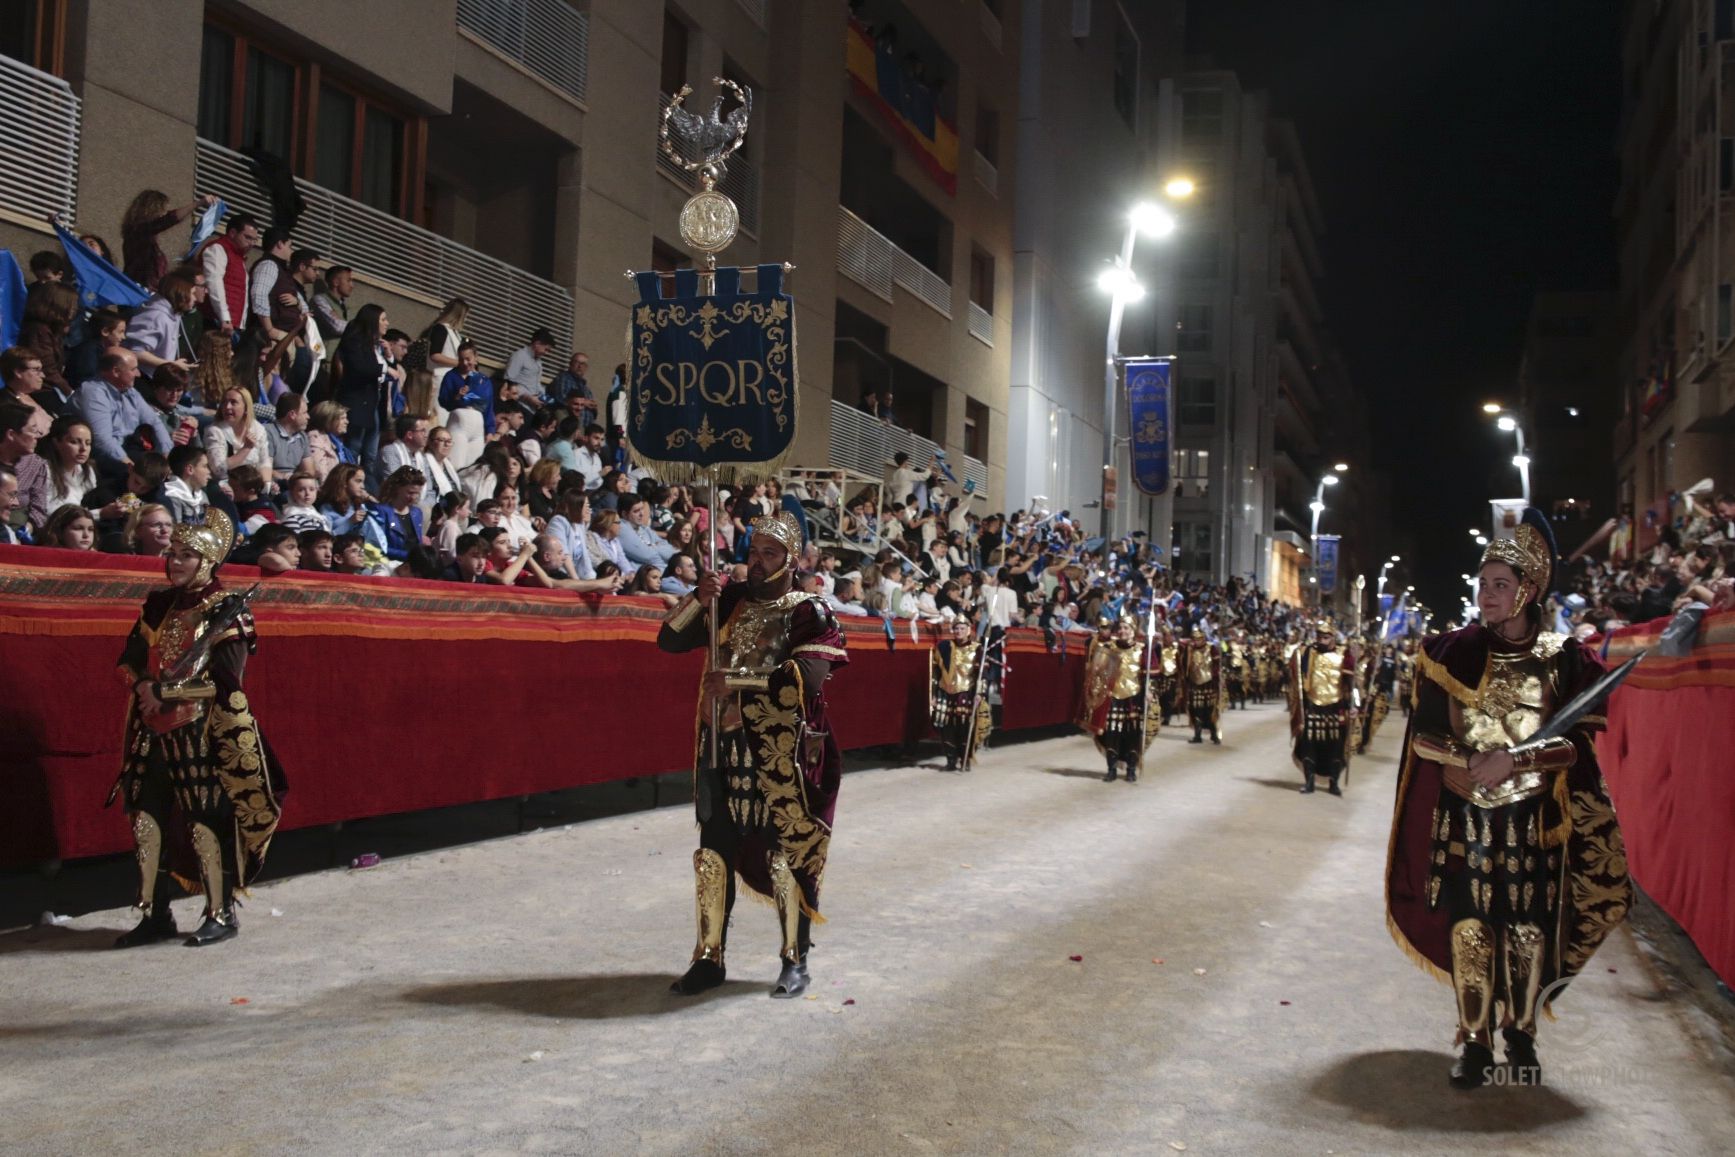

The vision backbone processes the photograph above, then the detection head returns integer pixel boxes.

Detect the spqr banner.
[1124,357,1173,497]
[1316,534,1341,595]
[627,263,797,482]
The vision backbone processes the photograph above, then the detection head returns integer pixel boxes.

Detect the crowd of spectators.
[0,188,1314,643]
[1558,490,1735,635]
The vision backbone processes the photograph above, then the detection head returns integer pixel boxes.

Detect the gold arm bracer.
[663,594,703,632]
[1509,736,1576,773]
[1411,731,1472,768]
[156,680,218,702]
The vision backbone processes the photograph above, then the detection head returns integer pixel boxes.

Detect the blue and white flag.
[0,250,25,348]
[1123,358,1173,496]
[55,223,148,310]
[1316,535,1341,595]
[182,197,228,260]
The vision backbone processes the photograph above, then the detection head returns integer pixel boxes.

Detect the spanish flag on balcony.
[847,18,959,196]
[1638,352,1673,418]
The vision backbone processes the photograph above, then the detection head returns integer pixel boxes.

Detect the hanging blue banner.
[1316,534,1341,594]
[627,263,797,479]
[1124,358,1173,496]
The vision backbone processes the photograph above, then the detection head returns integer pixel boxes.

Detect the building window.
[661,9,690,96]
[1173,448,1210,497]
[198,18,423,220]
[1111,6,1138,131]
[975,103,1000,165]
[1176,304,1213,353]
[1181,90,1223,147]
[1721,138,1734,192]
[1720,284,1733,345]
[1178,229,1219,279]
[1719,0,1734,40]
[0,0,67,76]
[965,398,988,460]
[1178,375,1215,426]
[969,249,995,311]
[1177,521,1212,574]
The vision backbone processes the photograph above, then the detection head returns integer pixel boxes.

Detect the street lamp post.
[1483,404,1531,504]
[1098,202,1176,540]
[1307,468,1343,606]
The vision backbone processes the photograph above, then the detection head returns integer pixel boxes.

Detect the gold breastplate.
[940,642,979,694]
[1111,643,1143,699]
[1305,649,1346,706]
[1445,632,1564,807]
[719,591,808,675]
[1188,648,1214,685]
[1161,649,1177,676]
[144,596,222,688]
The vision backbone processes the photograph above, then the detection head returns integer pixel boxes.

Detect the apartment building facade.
[0,0,1013,503]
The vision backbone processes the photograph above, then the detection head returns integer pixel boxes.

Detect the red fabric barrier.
[0,547,1085,866]
[1601,611,1735,988]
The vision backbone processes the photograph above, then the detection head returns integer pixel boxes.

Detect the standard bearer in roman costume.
[659,511,849,999]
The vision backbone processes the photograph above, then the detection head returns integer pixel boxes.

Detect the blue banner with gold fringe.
[1124,357,1173,496]
[627,264,797,482]
[1317,534,1341,595]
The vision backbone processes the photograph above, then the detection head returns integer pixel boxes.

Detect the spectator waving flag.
[55,223,148,310]
[182,196,228,260]
[0,250,25,348]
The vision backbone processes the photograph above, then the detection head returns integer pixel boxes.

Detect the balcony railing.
[837,206,952,317]
[656,92,761,235]
[0,55,79,224]
[980,1,1003,50]
[968,301,994,346]
[829,399,988,499]
[972,150,998,197]
[195,139,573,363]
[457,0,589,104]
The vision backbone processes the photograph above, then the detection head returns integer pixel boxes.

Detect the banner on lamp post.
[1123,357,1173,496]
[1316,534,1341,595]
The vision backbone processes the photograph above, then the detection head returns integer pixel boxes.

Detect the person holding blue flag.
[121,190,217,291]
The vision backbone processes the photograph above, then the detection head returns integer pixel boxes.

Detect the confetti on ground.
[1152,958,1165,965]
[1193,968,1207,976]
[269,908,284,917]
[524,1051,544,1062]
[1280,1000,1291,1006]
[229,998,249,1005]
[1258,920,1273,928]
[843,999,856,1006]
[960,863,973,869]
[1068,955,1084,963]
[805,995,818,1001]
[1169,1142,1188,1151]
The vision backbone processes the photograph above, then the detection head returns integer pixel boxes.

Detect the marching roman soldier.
[1154,623,1181,725]
[1080,614,1160,782]
[110,509,283,948]
[1396,639,1418,717]
[1357,643,1398,753]
[658,511,849,999]
[1386,510,1629,1089]
[930,617,992,771]
[1225,627,1250,710]
[1183,626,1224,745]
[1289,619,1354,796]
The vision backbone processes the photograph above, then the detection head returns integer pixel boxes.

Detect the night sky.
[1185,0,1622,617]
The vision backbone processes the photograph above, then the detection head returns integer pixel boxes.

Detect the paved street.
[2,700,1731,1156]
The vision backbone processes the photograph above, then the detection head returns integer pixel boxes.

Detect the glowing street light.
[1163,176,1197,200]
[1482,402,1504,414]
[1333,462,1350,473]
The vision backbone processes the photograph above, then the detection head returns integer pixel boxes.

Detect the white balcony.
[836,205,952,318]
[0,55,79,224]
[195,139,573,362]
[829,399,988,499]
[968,301,994,347]
[457,0,589,104]
[657,92,761,235]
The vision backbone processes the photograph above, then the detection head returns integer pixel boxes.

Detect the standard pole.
[706,467,720,771]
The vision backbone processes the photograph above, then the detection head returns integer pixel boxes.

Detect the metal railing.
[457,0,589,103]
[195,139,573,362]
[972,150,998,196]
[0,55,79,224]
[968,301,994,346]
[734,0,768,27]
[829,399,988,499]
[837,206,952,317]
[656,92,760,234]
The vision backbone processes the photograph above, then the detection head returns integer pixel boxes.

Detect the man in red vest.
[197,213,260,338]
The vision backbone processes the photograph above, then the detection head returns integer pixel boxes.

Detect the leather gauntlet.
[1411,731,1472,768]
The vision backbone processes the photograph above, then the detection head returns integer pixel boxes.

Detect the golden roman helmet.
[1479,512,1555,616]
[1315,618,1336,638]
[169,508,235,587]
[750,510,803,558]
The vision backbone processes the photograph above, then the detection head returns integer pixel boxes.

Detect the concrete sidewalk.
[2,703,1730,1155]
